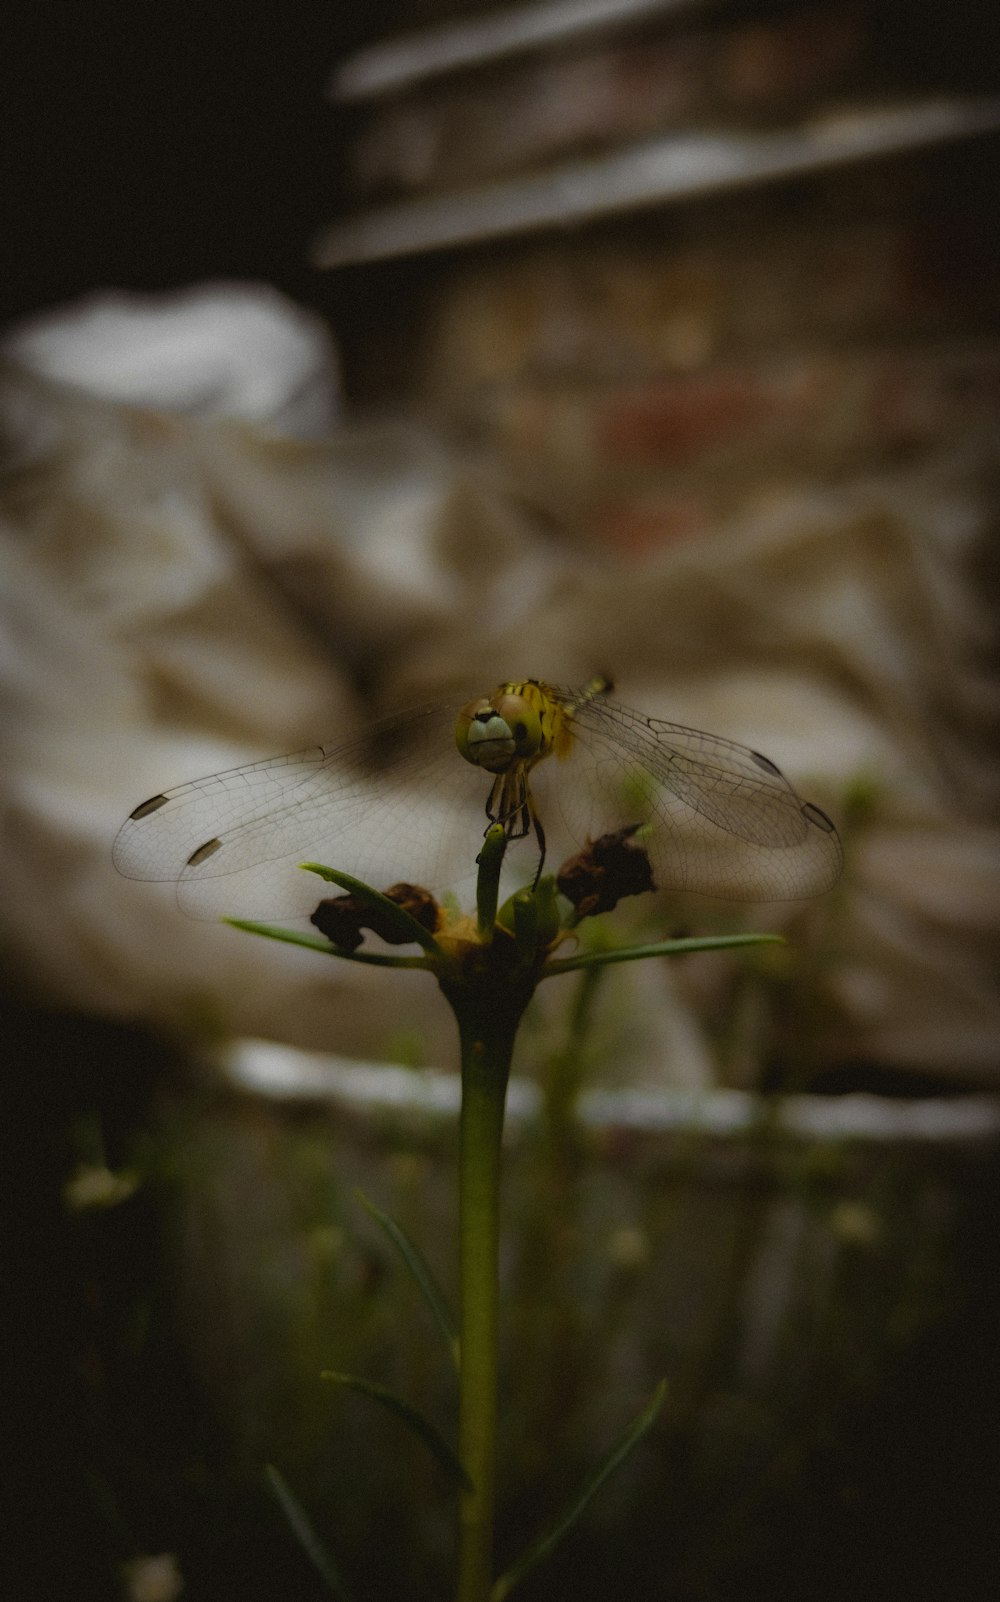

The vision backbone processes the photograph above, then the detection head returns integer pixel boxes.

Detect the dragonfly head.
[455,689,544,774]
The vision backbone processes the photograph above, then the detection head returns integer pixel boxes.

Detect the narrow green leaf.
[355,1190,459,1370]
[476,824,507,937]
[322,1371,472,1492]
[299,864,442,952]
[225,919,347,954]
[491,1380,667,1601]
[263,1463,357,1601]
[225,919,431,968]
[542,932,784,977]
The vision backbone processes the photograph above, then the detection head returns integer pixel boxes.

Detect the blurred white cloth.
[1,285,998,1083]
[1,282,341,438]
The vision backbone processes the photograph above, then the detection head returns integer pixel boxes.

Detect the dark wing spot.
[750,750,784,779]
[130,793,170,820]
[186,837,223,867]
[801,801,837,833]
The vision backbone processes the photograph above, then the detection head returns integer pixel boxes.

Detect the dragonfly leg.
[530,805,547,888]
[485,775,502,826]
[484,767,547,882]
[487,770,533,839]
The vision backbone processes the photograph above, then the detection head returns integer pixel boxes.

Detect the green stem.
[453,1001,518,1602]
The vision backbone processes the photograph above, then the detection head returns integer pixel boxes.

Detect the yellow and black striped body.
[455,677,610,844]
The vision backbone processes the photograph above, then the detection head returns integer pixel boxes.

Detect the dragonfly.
[113,677,842,922]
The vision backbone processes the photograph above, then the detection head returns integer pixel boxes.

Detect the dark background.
[5,1,997,330]
[2,10,365,1597]
[1,0,390,329]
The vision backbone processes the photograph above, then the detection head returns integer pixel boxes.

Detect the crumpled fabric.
[1,284,997,1084]
[2,282,342,437]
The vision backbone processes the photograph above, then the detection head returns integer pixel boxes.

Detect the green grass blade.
[226,919,347,954]
[322,1372,472,1492]
[263,1463,358,1601]
[476,824,507,937]
[356,1189,459,1370]
[225,919,431,967]
[542,932,784,977]
[491,1380,667,1601]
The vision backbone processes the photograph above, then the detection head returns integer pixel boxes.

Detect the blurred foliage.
[3,991,995,1602]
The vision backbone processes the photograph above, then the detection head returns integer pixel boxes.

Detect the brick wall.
[408,152,999,553]
[349,4,867,198]
[330,2,999,558]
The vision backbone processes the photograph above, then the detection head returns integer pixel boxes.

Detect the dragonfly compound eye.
[456,697,519,773]
[455,691,545,773]
[492,694,543,756]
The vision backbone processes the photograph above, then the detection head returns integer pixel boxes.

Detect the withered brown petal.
[310,895,367,951]
[557,826,656,918]
[381,883,441,937]
[310,883,441,951]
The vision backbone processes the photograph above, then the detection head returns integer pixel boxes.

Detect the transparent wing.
[113,704,529,920]
[549,690,842,901]
[113,742,334,882]
[114,684,842,922]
